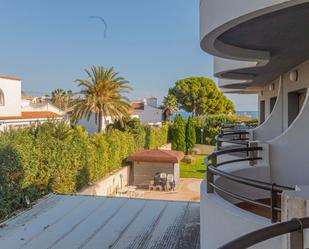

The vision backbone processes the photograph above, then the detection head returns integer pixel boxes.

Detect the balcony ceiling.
[201,2,309,89]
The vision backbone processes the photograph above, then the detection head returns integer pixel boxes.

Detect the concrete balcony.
[201,154,285,248]
[200,0,309,90]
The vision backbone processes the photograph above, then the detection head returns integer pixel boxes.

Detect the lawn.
[180,154,207,179]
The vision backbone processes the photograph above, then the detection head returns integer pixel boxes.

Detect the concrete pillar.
[282,186,309,248]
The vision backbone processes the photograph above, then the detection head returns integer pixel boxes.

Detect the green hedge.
[195,115,237,145]
[145,125,169,149]
[0,122,168,220]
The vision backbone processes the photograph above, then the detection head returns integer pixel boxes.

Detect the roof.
[0,75,22,81]
[127,149,184,163]
[131,101,145,110]
[0,194,200,249]
[0,111,64,120]
[22,96,38,100]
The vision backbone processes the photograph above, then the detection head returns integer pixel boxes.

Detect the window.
[288,89,307,126]
[0,89,4,106]
[270,97,277,113]
[259,100,265,124]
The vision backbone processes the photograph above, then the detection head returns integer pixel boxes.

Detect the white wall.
[139,105,162,124]
[76,115,113,134]
[253,78,284,141]
[200,180,284,249]
[22,103,64,115]
[250,59,309,187]
[0,78,21,117]
[79,166,130,196]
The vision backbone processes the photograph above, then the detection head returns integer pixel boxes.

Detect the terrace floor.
[120,178,202,202]
[0,194,200,249]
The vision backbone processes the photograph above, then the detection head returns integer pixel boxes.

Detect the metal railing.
[219,217,309,249]
[205,147,294,223]
[216,131,250,150]
[217,124,251,150]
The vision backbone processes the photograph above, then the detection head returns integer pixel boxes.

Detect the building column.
[282,186,309,248]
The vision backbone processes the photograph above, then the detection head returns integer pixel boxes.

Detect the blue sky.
[0,0,257,111]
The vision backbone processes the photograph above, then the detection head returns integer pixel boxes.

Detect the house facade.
[73,97,163,134]
[200,1,309,248]
[0,76,65,131]
[131,97,163,125]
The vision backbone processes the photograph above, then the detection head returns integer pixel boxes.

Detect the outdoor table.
[127,186,137,197]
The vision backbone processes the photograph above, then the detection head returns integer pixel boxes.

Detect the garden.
[0,122,168,220]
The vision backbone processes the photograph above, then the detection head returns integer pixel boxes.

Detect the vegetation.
[72,66,132,133]
[196,115,237,145]
[0,122,168,220]
[162,94,178,121]
[185,117,196,154]
[171,114,186,151]
[168,77,235,116]
[51,88,73,110]
[180,154,206,179]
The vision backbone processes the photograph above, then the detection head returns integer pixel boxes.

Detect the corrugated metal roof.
[0,194,200,249]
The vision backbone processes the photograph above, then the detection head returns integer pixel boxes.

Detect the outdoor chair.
[149,180,155,191]
[167,174,176,191]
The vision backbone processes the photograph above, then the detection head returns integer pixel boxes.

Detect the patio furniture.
[127,185,137,197]
[116,186,128,196]
[167,174,175,191]
[154,172,168,190]
[149,180,155,191]
[155,185,163,191]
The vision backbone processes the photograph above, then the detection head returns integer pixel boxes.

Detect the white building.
[200,1,309,248]
[0,75,64,131]
[131,97,163,125]
[73,97,163,134]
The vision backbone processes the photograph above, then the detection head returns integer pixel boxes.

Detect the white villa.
[0,75,65,131]
[130,96,163,125]
[200,1,309,249]
[74,96,163,133]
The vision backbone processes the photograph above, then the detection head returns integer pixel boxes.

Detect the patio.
[116,178,202,202]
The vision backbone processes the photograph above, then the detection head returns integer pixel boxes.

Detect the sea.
[172,111,258,119]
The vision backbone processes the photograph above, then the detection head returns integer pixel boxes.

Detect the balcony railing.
[216,131,250,150]
[205,147,294,223]
[219,217,309,249]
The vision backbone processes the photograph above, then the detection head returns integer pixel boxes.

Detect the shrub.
[203,115,237,145]
[171,114,186,151]
[0,121,168,220]
[185,117,196,154]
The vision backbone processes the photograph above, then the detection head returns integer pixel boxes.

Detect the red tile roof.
[131,102,145,110]
[0,75,22,81]
[127,149,184,163]
[0,111,64,120]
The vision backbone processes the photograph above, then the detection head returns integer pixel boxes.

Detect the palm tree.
[51,89,70,110]
[72,66,132,133]
[163,94,178,121]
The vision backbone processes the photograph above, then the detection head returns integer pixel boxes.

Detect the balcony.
[200,0,309,90]
[200,126,297,248]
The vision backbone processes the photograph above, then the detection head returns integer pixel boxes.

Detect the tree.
[185,117,196,154]
[168,77,235,116]
[51,89,71,110]
[171,114,186,151]
[72,66,132,133]
[162,94,178,121]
